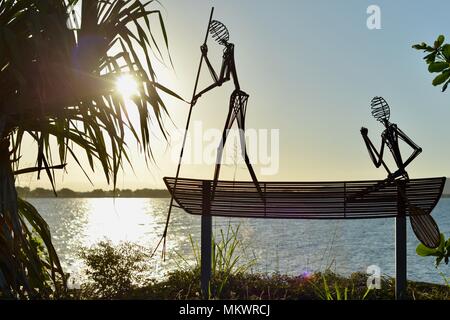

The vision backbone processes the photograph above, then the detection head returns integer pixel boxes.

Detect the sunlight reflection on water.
[29,197,450,284]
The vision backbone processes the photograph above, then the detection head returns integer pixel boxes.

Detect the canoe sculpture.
[164,176,446,220]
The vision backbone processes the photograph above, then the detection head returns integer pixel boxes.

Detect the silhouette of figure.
[360,96,440,248]
[361,97,422,181]
[192,20,263,200]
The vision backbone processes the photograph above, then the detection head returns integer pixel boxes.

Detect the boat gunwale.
[163,176,446,220]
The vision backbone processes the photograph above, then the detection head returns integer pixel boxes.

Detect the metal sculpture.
[192,19,264,200]
[153,8,263,259]
[159,9,446,299]
[360,97,441,248]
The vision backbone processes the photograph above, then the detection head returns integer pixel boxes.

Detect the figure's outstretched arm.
[203,46,219,83]
[361,127,391,174]
[395,126,422,168]
[192,44,232,103]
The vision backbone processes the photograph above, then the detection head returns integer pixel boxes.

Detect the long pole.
[153,8,215,258]
[201,180,212,299]
[396,181,407,300]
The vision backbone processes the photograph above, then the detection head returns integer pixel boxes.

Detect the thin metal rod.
[201,180,212,299]
[396,182,407,300]
[192,7,215,98]
[152,8,214,258]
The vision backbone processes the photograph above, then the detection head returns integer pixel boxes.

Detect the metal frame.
[158,11,446,300]
[164,177,445,219]
[165,176,446,300]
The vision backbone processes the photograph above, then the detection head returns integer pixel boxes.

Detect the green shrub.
[79,241,151,299]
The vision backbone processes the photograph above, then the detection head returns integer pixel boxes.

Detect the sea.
[29,197,450,285]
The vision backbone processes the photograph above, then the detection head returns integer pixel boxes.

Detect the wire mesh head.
[370,96,391,122]
[209,20,229,45]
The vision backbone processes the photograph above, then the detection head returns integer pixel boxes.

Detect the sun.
[116,74,139,98]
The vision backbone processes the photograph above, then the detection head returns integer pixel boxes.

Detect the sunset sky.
[16,0,450,191]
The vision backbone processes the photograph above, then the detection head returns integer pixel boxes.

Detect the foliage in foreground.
[74,268,450,300]
[79,241,151,299]
[176,224,256,298]
[133,270,449,300]
[0,197,66,299]
[0,0,179,298]
[416,233,450,267]
[70,241,450,300]
[413,34,450,91]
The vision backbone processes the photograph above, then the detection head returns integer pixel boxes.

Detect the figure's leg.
[211,100,236,196]
[234,91,264,201]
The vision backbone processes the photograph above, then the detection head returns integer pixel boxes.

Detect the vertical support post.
[201,180,212,299]
[343,182,347,217]
[396,181,407,300]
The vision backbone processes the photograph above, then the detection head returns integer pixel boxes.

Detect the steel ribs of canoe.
[163,177,446,219]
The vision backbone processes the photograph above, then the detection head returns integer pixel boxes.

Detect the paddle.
[398,186,441,249]
[367,157,440,248]
[151,8,215,260]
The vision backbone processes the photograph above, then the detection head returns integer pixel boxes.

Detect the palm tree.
[0,0,181,298]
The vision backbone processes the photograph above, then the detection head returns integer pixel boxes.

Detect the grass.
[310,273,372,300]
[91,269,449,300]
[63,226,450,300]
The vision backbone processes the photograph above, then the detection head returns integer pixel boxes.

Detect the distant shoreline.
[16,186,170,198]
[19,192,450,199]
[21,195,171,198]
[16,186,450,199]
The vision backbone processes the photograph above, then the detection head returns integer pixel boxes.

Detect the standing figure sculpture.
[193,20,264,200]
[360,96,441,248]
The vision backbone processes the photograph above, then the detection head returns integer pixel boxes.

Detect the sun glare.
[116,74,139,98]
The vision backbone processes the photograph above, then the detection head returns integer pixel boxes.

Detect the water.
[29,197,450,284]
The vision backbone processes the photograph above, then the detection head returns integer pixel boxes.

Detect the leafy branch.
[413,35,450,91]
[416,233,450,267]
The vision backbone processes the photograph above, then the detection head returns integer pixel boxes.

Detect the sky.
[15,0,450,191]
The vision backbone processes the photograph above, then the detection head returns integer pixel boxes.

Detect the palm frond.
[1,0,181,189]
[0,0,182,298]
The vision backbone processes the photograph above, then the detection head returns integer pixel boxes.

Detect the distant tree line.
[16,184,450,198]
[16,187,170,198]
